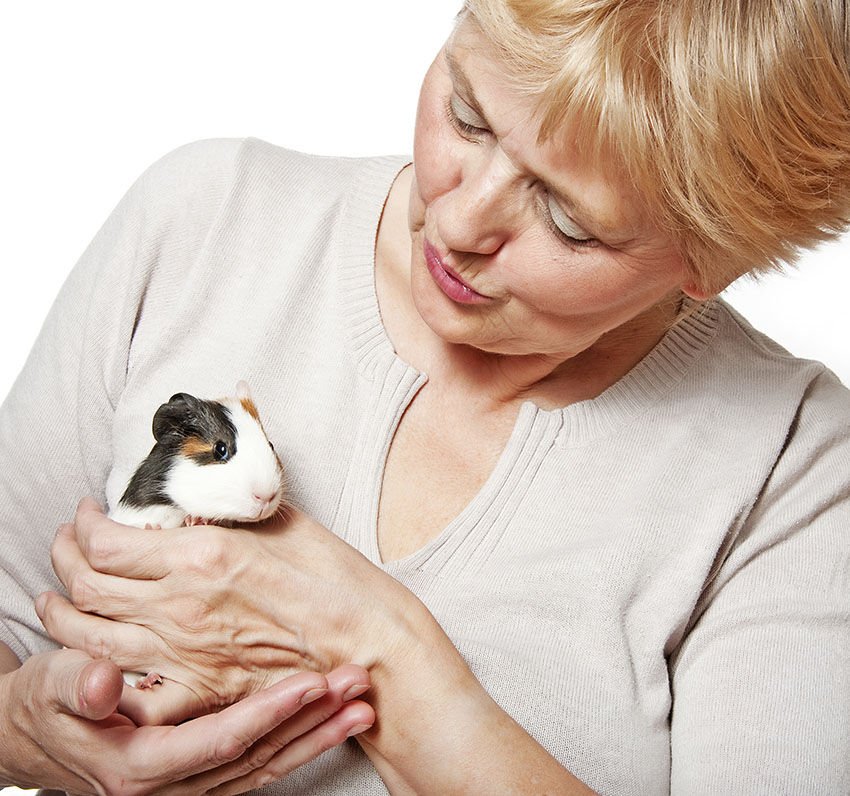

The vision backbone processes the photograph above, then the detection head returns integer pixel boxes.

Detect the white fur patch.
[165,400,284,523]
[107,502,188,529]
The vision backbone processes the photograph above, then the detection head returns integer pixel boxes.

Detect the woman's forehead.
[446,20,652,245]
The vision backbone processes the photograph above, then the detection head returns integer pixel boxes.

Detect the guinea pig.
[108,382,284,690]
[108,381,285,530]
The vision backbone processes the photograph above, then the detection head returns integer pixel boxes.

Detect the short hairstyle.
[461,0,850,294]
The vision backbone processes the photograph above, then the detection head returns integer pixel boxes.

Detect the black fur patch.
[119,394,238,509]
[119,444,178,509]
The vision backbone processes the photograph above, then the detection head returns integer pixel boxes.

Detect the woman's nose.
[435,152,517,255]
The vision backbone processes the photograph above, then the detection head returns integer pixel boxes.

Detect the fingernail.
[346,723,373,738]
[342,683,370,701]
[34,593,47,619]
[300,687,328,706]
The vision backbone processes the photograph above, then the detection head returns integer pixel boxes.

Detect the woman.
[1,1,848,793]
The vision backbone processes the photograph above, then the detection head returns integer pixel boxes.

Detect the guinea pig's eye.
[213,441,229,461]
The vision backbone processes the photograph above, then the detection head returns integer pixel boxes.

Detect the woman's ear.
[681,281,716,301]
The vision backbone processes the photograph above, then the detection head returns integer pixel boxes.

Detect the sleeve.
[669,370,850,795]
[0,138,245,662]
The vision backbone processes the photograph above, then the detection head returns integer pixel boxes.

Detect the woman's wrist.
[265,508,436,676]
[0,643,21,675]
[352,606,599,796]
[354,600,481,769]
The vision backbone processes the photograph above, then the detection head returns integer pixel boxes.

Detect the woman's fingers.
[70,498,174,578]
[36,590,153,667]
[324,663,373,700]
[249,663,372,749]
[46,647,125,721]
[143,670,332,782]
[184,666,374,796]
[172,664,372,792]
[76,495,105,516]
[119,677,211,726]
[207,700,375,796]
[36,591,214,727]
[0,649,132,794]
[249,665,373,768]
[50,522,164,617]
[4,647,368,794]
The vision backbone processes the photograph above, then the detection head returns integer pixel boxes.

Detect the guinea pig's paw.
[119,678,205,726]
[123,669,164,689]
[135,671,164,689]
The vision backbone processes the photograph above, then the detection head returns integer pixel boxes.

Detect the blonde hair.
[461,0,850,294]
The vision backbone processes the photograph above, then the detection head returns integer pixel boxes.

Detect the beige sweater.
[1,138,848,795]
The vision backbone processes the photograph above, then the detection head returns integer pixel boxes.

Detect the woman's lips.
[423,240,490,305]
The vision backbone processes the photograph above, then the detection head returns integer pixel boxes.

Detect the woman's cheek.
[413,124,453,211]
[412,60,463,217]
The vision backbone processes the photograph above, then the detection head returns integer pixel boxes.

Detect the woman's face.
[407,19,696,362]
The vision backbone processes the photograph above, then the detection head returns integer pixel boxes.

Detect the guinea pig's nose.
[254,489,280,505]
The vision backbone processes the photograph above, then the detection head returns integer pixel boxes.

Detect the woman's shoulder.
[103,139,406,276]
[140,137,406,198]
[128,137,401,206]
[127,138,245,209]
[127,138,408,239]
[711,298,850,439]
[708,299,844,390]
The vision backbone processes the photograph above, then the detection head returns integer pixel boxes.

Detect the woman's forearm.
[43,503,596,791]
[357,604,599,796]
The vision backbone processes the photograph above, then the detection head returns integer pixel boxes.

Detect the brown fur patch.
[182,436,213,457]
[240,397,261,422]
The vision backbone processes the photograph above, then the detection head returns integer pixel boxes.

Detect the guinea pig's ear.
[236,380,252,402]
[152,393,201,442]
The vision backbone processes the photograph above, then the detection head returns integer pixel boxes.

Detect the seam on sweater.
[718,299,829,374]
[554,300,722,448]
[336,156,413,380]
[671,366,849,658]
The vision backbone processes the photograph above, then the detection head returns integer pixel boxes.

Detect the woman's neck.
[405,305,677,410]
[374,165,680,412]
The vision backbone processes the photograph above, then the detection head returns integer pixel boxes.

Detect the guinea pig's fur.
[109,382,284,529]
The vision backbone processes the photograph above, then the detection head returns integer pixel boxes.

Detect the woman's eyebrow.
[445,43,634,244]
[445,47,489,121]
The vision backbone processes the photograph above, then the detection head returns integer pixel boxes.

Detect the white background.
[0,2,847,791]
[1,0,848,409]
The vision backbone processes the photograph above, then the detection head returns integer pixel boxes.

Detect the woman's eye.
[546,194,598,248]
[446,94,490,138]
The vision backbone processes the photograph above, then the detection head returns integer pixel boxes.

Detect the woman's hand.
[39,498,416,725]
[39,499,598,795]
[0,646,374,794]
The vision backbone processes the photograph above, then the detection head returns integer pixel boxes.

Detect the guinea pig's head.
[153,385,284,523]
